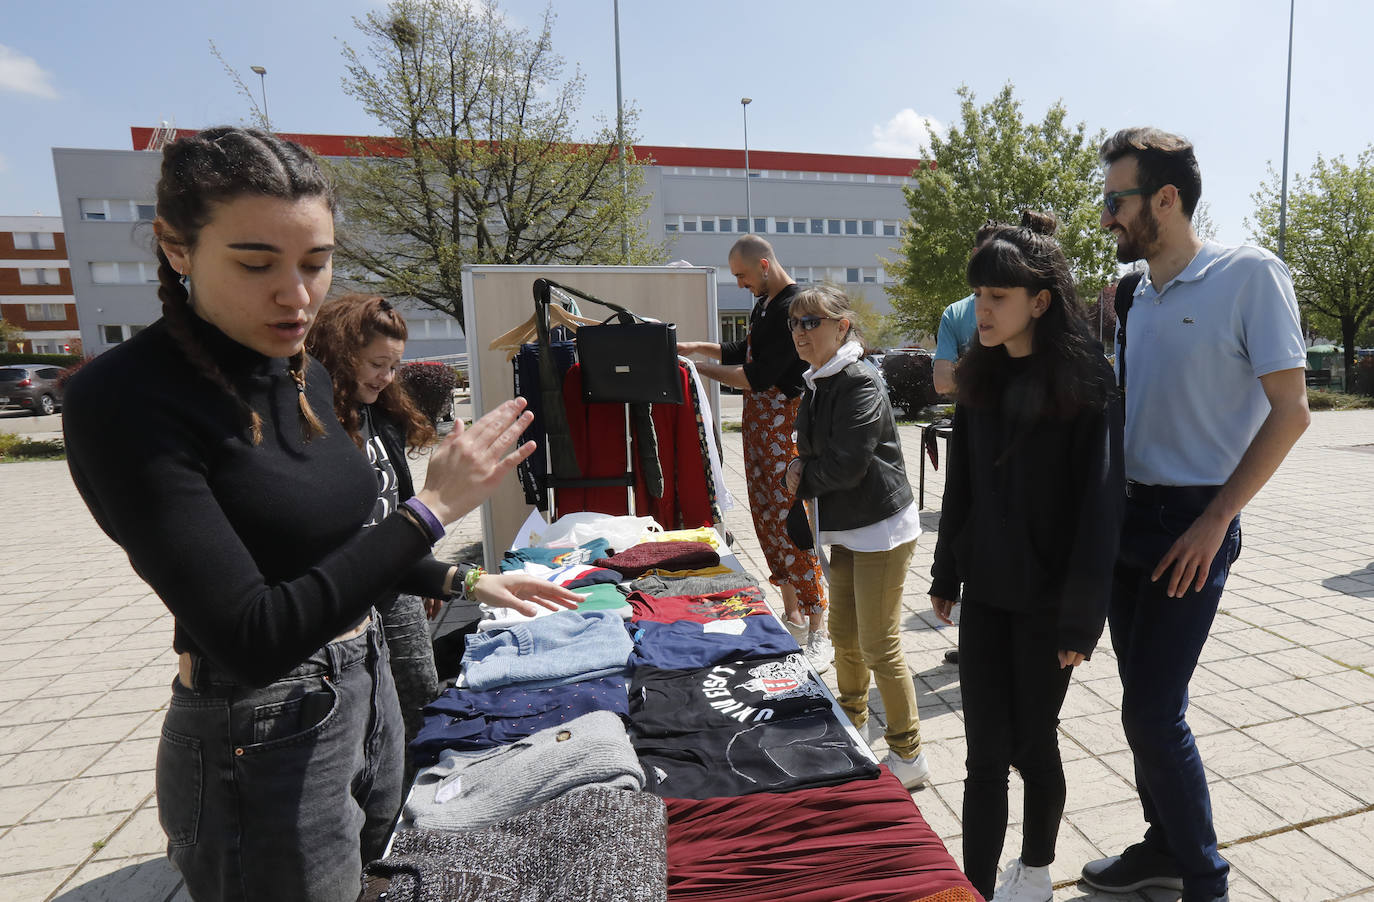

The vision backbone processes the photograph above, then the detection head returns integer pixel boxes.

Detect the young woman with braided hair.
[929,211,1123,901]
[62,127,578,902]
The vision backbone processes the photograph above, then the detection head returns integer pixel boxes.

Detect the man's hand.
[784,458,802,495]
[1058,650,1085,669]
[1151,508,1232,598]
[930,595,956,625]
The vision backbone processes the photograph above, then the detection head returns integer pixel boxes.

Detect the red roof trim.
[130,128,930,176]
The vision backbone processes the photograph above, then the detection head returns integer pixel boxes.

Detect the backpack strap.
[1114,272,1144,397]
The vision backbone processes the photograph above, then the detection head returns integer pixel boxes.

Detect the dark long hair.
[153,126,333,444]
[306,294,436,451]
[956,210,1113,420]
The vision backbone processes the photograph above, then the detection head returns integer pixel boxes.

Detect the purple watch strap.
[401,497,445,543]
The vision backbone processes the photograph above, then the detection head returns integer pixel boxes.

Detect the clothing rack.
[531,278,644,516]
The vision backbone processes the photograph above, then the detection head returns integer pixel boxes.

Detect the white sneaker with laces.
[804,630,833,675]
[882,749,931,788]
[991,857,1052,902]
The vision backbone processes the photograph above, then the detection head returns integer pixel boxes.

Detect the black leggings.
[958,600,1074,897]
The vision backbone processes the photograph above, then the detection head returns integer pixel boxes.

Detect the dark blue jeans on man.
[157,616,404,902]
[1109,484,1242,900]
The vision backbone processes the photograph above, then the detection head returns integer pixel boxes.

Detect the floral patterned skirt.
[741,387,826,615]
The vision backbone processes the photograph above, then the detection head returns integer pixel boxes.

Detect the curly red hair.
[306,293,436,451]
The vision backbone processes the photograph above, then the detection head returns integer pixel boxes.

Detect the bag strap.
[1114,272,1144,397]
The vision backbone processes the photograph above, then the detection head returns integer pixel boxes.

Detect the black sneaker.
[943,648,959,665]
[1081,843,1184,892]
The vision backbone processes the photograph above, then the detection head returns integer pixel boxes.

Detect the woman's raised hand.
[414,398,535,525]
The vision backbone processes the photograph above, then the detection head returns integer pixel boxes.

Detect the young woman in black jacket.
[62,128,577,902]
[783,284,929,789]
[929,211,1124,902]
[305,293,454,745]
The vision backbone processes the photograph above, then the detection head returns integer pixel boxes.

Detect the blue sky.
[1,0,1369,246]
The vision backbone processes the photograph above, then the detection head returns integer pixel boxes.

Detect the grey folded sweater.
[365,787,667,902]
[403,710,644,832]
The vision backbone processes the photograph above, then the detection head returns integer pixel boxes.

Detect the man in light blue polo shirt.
[932,294,976,396]
[1081,128,1309,902]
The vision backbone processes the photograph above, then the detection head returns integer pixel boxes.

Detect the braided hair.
[305,294,436,451]
[956,210,1113,419]
[153,126,331,444]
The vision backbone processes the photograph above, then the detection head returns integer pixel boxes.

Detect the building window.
[12,231,57,250]
[90,261,158,284]
[80,199,154,222]
[718,218,732,233]
[664,222,678,232]
[827,220,841,235]
[753,218,767,233]
[720,313,749,345]
[882,223,898,237]
[701,219,715,232]
[845,220,858,235]
[25,303,66,321]
[810,219,824,235]
[846,268,860,283]
[862,220,875,236]
[18,268,61,285]
[775,221,789,234]
[683,220,698,232]
[102,325,126,344]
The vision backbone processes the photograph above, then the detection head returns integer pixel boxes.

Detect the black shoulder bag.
[1114,272,1144,399]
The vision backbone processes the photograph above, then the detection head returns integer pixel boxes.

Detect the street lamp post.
[614,0,628,263]
[250,65,269,128]
[1277,0,1295,261]
[741,97,753,233]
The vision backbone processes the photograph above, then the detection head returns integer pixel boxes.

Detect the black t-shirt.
[634,713,880,799]
[629,653,829,736]
[720,283,807,397]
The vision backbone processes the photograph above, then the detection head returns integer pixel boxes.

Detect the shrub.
[399,362,458,423]
[1353,356,1374,397]
[0,433,65,461]
[57,356,95,389]
[881,352,937,416]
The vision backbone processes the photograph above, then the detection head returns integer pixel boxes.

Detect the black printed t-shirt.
[634,712,880,799]
[629,653,830,737]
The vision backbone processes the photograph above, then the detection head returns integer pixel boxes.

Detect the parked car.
[0,364,65,416]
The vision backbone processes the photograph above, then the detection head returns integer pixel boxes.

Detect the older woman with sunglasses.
[783,284,929,788]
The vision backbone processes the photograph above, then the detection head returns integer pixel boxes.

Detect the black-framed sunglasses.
[1103,187,1148,217]
[787,315,832,333]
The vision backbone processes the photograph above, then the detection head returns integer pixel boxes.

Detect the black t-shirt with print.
[629,653,830,737]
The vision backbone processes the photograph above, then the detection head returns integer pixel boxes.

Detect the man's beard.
[1115,205,1160,263]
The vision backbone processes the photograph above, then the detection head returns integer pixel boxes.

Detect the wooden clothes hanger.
[488,304,600,360]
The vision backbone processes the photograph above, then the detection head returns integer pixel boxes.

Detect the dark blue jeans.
[1109,485,1241,900]
[157,617,404,902]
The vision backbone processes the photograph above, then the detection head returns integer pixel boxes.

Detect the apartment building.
[53,129,927,354]
[0,216,81,355]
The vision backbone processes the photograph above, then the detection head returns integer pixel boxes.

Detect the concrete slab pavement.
[0,408,1371,900]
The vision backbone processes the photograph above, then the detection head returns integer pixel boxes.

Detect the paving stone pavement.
[1,409,1371,901]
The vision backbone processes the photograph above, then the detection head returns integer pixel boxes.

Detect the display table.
[380,526,977,902]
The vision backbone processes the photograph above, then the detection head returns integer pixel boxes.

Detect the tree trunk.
[1342,315,1358,391]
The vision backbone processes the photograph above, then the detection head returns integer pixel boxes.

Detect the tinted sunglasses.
[787,315,832,333]
[1103,187,1147,217]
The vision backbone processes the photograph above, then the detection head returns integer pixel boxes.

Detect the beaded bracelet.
[463,565,486,599]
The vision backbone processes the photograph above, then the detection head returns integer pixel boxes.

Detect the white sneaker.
[781,617,810,644]
[883,749,931,788]
[991,857,1052,902]
[804,630,833,675]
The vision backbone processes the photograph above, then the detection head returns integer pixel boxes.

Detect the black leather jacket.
[794,359,913,531]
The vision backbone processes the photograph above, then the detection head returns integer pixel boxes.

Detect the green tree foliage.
[885,85,1117,337]
[1251,148,1374,379]
[0,319,22,350]
[332,0,660,330]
